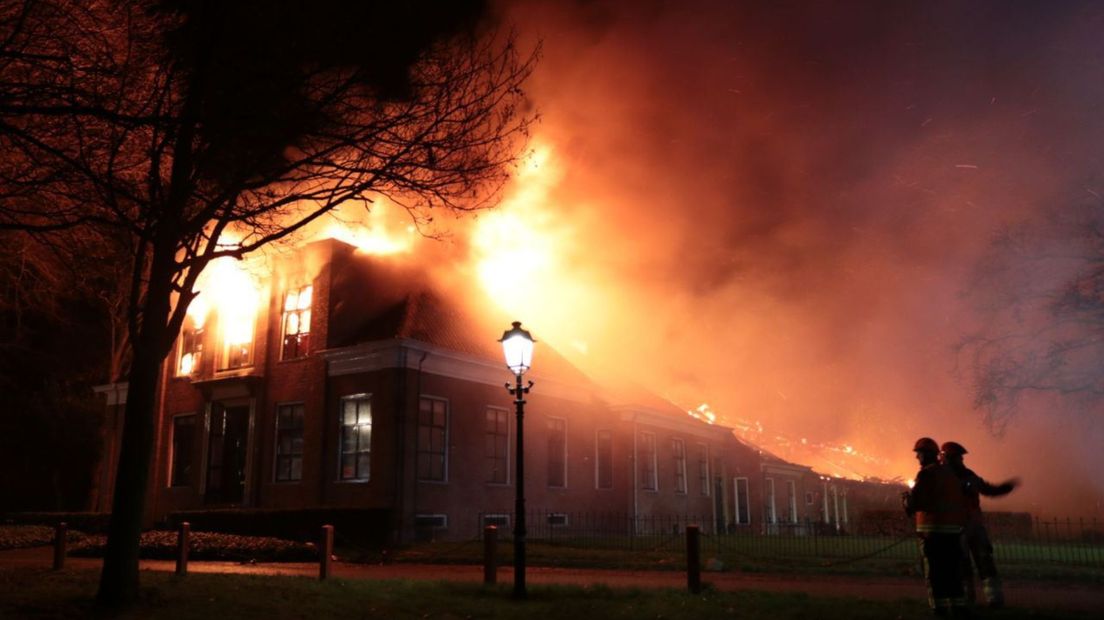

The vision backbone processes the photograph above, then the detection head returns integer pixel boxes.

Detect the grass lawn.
[379,536,1104,583]
[0,568,1097,620]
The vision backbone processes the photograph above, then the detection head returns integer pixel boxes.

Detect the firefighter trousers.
[960,522,1003,607]
[921,532,967,614]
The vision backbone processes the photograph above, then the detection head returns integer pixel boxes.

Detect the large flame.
[186,237,262,349]
[471,144,563,316]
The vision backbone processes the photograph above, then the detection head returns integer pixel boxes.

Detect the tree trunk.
[95,248,174,608]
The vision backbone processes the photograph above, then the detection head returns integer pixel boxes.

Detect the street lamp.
[499,321,534,599]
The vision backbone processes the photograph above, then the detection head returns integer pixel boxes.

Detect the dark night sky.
[420,0,1104,516]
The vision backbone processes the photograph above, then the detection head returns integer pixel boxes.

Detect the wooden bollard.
[175,522,190,576]
[686,524,701,594]
[52,522,67,570]
[483,525,497,584]
[319,525,334,580]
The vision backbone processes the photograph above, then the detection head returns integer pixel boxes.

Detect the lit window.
[672,438,687,494]
[281,285,312,359]
[640,432,657,490]
[177,321,204,376]
[418,397,447,482]
[339,395,371,481]
[595,430,612,489]
[547,418,566,488]
[485,407,509,484]
[170,414,196,487]
[274,403,304,482]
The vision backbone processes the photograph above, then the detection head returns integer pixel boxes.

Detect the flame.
[186,236,262,349]
[471,143,564,316]
[689,402,717,424]
[318,200,416,255]
[907,478,916,489]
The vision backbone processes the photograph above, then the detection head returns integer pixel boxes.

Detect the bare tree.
[958,192,1104,431]
[0,0,534,606]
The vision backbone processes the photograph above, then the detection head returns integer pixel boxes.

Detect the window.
[417,397,447,482]
[672,438,687,494]
[274,403,304,482]
[639,432,657,490]
[595,429,613,489]
[482,514,510,529]
[414,514,447,529]
[765,477,777,524]
[805,491,815,505]
[697,443,710,496]
[787,480,798,523]
[177,321,204,376]
[546,417,566,488]
[485,407,509,484]
[339,395,371,480]
[547,513,569,527]
[170,415,196,487]
[734,477,750,525]
[281,285,312,359]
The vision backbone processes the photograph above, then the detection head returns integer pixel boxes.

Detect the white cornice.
[322,339,594,404]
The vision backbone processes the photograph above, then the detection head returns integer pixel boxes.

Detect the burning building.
[91,237,896,542]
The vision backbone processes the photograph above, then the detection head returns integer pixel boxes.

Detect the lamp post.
[499,321,534,599]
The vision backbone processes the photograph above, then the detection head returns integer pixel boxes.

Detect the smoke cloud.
[311,1,1103,517]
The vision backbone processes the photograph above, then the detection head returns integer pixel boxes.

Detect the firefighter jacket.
[947,462,1015,522]
[904,462,968,534]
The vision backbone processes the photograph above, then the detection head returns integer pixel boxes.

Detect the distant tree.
[0,0,534,607]
[958,193,1104,431]
[0,230,106,512]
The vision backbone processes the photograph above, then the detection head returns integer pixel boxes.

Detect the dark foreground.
[1,547,1101,618]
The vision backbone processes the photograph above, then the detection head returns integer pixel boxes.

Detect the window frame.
[280,284,313,360]
[672,438,687,494]
[273,402,305,483]
[787,479,798,523]
[734,477,751,525]
[338,394,372,482]
[417,396,449,483]
[595,429,613,490]
[485,406,510,485]
[765,477,777,524]
[546,416,567,488]
[697,443,710,496]
[169,413,197,488]
[639,431,658,491]
[176,319,204,377]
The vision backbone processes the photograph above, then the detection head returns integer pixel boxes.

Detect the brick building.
[93,239,899,542]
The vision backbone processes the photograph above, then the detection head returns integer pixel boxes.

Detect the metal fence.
[476,511,1104,568]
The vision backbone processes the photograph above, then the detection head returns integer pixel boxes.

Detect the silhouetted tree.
[0,0,534,606]
[958,193,1104,431]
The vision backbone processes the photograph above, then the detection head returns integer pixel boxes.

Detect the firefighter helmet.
[941,441,968,457]
[913,437,939,453]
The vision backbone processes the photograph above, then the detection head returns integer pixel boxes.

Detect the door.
[205,403,249,504]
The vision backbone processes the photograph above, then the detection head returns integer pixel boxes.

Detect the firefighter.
[902,437,969,617]
[940,441,1019,609]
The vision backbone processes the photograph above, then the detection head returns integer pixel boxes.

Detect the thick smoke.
[430,0,1104,517]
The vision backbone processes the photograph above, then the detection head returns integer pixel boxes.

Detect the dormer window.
[281,285,312,360]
